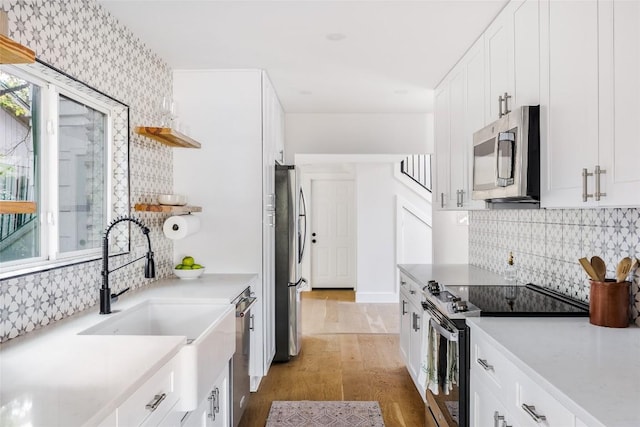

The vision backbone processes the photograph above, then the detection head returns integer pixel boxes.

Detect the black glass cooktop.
[468,284,589,316]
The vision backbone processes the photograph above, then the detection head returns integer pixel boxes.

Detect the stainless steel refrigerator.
[274,164,307,362]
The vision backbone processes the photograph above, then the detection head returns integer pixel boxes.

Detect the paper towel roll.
[163,214,201,240]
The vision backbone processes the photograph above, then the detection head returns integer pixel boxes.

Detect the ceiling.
[98,0,508,114]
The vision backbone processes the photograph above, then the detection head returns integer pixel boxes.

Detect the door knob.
[312,239,317,243]
[312,232,316,236]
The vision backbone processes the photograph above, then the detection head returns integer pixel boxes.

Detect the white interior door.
[310,179,356,289]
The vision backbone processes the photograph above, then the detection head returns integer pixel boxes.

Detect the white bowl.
[173,267,205,280]
[158,194,187,206]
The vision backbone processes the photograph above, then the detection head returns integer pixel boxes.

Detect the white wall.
[286,113,433,162]
[172,70,263,272]
[432,210,469,264]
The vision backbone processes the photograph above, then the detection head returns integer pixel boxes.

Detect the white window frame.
[0,64,116,276]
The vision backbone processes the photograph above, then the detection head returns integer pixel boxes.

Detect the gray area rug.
[266,401,385,426]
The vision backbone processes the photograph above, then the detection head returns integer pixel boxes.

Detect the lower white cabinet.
[182,363,230,427]
[470,371,517,427]
[470,327,578,427]
[98,356,181,427]
[398,272,425,399]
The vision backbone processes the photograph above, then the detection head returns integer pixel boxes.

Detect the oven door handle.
[429,318,458,342]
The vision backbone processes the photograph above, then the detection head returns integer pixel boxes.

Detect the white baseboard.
[355,292,397,303]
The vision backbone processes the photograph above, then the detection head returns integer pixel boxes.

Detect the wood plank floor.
[239,290,425,427]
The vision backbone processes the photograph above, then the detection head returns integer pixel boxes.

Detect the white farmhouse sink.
[80,299,236,411]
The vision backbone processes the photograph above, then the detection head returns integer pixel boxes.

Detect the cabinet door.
[539,0,599,208]
[512,0,540,109]
[449,67,467,209]
[485,5,515,121]
[470,372,517,427]
[399,293,411,364]
[434,84,451,210]
[408,302,423,385]
[597,0,640,206]
[464,37,488,210]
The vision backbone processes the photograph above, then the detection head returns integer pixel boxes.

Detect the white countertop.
[467,317,640,427]
[0,273,257,427]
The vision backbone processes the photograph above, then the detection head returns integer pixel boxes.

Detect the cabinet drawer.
[118,359,179,427]
[516,373,575,427]
[471,330,517,399]
[399,273,424,306]
[470,371,517,427]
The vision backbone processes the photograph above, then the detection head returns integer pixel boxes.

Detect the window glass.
[0,70,41,263]
[58,95,106,254]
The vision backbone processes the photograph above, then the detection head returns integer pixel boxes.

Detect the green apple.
[192,264,203,269]
[175,264,183,270]
[182,256,195,267]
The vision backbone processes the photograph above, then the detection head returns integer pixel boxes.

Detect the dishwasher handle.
[236,297,257,317]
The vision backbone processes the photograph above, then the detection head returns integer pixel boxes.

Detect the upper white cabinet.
[540,0,640,207]
[434,0,539,211]
[485,0,540,120]
[598,0,640,207]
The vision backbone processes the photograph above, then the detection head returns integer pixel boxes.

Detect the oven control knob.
[454,300,468,312]
[426,280,441,295]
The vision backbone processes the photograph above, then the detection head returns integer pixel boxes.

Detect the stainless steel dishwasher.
[231,288,256,427]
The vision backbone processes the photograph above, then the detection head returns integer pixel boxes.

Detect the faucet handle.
[110,287,130,303]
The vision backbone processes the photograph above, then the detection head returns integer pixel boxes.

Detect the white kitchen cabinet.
[485,0,539,121]
[100,356,181,427]
[173,70,285,391]
[434,83,451,210]
[539,0,599,208]
[398,272,425,400]
[399,281,411,364]
[540,0,640,208]
[470,326,579,427]
[182,364,230,427]
[470,372,517,427]
[596,0,640,206]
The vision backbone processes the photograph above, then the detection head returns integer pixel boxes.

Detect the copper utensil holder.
[589,279,630,328]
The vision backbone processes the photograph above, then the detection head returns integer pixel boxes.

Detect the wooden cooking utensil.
[590,256,606,282]
[615,257,632,283]
[579,258,599,281]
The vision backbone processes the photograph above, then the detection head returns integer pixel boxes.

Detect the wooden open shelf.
[134,203,202,214]
[0,201,37,214]
[135,127,201,149]
[0,34,35,64]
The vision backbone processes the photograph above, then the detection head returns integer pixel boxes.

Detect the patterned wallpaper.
[1,0,176,342]
[469,208,640,326]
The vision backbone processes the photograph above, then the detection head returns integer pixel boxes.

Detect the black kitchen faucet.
[100,216,155,314]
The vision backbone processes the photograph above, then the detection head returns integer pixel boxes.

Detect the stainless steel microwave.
[471,105,540,202]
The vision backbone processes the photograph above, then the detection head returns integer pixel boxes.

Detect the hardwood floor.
[239,290,425,427]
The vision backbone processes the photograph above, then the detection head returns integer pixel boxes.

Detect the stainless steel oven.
[422,298,469,427]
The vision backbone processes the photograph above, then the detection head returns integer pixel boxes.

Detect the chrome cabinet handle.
[582,168,594,202]
[477,358,494,371]
[412,312,420,331]
[441,192,445,208]
[456,189,464,207]
[409,289,416,295]
[522,403,547,423]
[494,412,504,427]
[249,313,255,331]
[595,165,606,201]
[402,300,408,315]
[208,388,220,420]
[145,393,166,412]
[498,92,512,118]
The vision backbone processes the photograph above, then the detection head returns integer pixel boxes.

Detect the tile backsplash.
[1,0,175,342]
[469,208,640,326]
